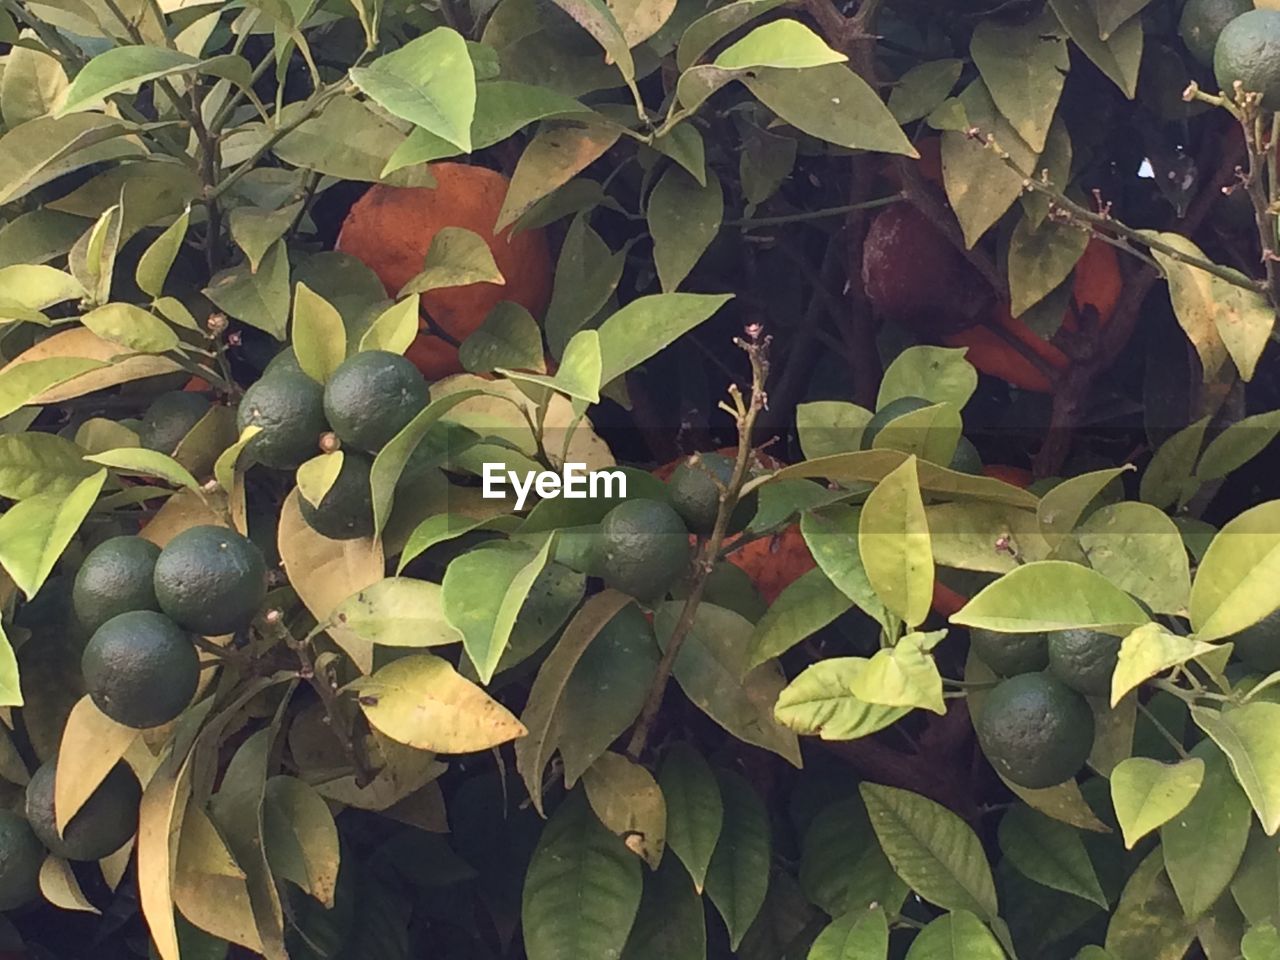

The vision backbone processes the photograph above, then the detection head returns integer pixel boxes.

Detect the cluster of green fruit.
[72,526,267,729]
[237,349,431,540]
[971,612,1280,789]
[1180,0,1280,108]
[592,452,755,601]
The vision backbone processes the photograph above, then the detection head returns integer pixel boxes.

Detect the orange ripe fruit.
[725,524,816,606]
[336,164,554,380]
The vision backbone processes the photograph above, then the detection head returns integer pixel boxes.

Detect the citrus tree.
[2,0,1280,956]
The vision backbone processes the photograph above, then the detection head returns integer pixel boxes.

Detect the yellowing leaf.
[1111,623,1218,705]
[583,752,667,869]
[352,654,527,753]
[859,457,933,628]
[55,696,138,833]
[1110,756,1205,848]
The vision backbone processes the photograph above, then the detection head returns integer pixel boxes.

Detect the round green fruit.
[237,370,329,470]
[299,452,375,541]
[969,627,1049,676]
[82,610,199,729]
[595,499,693,600]
[154,525,267,636]
[25,759,140,861]
[72,536,162,636]
[862,396,932,449]
[1047,628,1121,697]
[138,392,211,455]
[976,672,1095,789]
[1215,9,1280,108]
[667,453,756,535]
[1181,0,1253,66]
[323,350,430,453]
[0,811,44,910]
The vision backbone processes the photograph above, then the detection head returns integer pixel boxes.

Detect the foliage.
[0,0,1279,957]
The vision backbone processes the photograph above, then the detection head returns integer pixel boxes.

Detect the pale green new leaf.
[1111,623,1218,706]
[1189,500,1280,641]
[0,469,106,598]
[1110,756,1204,848]
[291,283,346,383]
[953,561,1149,636]
[1194,702,1280,835]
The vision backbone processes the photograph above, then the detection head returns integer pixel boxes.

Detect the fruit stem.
[1135,699,1190,760]
[626,331,771,761]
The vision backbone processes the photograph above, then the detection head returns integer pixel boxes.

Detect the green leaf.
[1196,410,1280,483]
[583,752,667,869]
[136,207,191,299]
[398,514,513,573]
[655,601,802,766]
[85,447,199,491]
[705,769,770,950]
[1,44,67,128]
[0,210,84,270]
[349,27,476,152]
[1008,216,1088,317]
[1244,925,1280,960]
[500,328,602,403]
[775,658,910,740]
[1078,502,1192,615]
[952,561,1149,635]
[0,358,106,419]
[515,590,638,813]
[849,631,946,714]
[859,456,933,628]
[351,654,527,753]
[1037,465,1130,546]
[398,226,505,297]
[997,805,1106,907]
[799,798,907,917]
[497,120,622,232]
[620,856,706,960]
[739,122,797,204]
[870,401,963,468]
[325,576,461,649]
[80,303,180,354]
[0,433,96,500]
[358,297,420,357]
[808,906,889,960]
[970,11,1067,153]
[676,0,787,70]
[772,449,1039,510]
[444,540,553,682]
[291,282,346,384]
[0,621,21,707]
[1111,622,1218,705]
[658,743,722,893]
[940,78,1038,247]
[1110,756,1204,848]
[0,114,137,208]
[204,240,290,340]
[1194,702,1280,835]
[296,451,344,509]
[746,567,852,668]
[926,501,1045,573]
[648,165,723,293]
[58,47,200,116]
[262,776,340,907]
[596,293,732,385]
[1160,743,1251,920]
[1144,230,1272,381]
[904,911,1006,960]
[522,791,642,960]
[368,389,484,536]
[545,215,624,357]
[1190,500,1280,641]
[1141,416,1209,510]
[743,64,917,155]
[460,301,545,374]
[713,19,846,69]
[800,505,887,621]
[877,346,978,411]
[228,203,300,275]
[0,264,84,311]
[860,783,999,920]
[1049,0,1142,98]
[889,59,965,124]
[0,469,106,598]
[272,96,438,186]
[1104,850,1195,960]
[795,402,870,459]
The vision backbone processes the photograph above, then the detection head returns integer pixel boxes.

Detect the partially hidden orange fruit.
[336,163,554,380]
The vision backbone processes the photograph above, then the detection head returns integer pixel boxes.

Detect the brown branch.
[1032,120,1246,477]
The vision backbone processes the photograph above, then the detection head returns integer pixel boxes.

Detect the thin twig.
[626,332,771,760]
